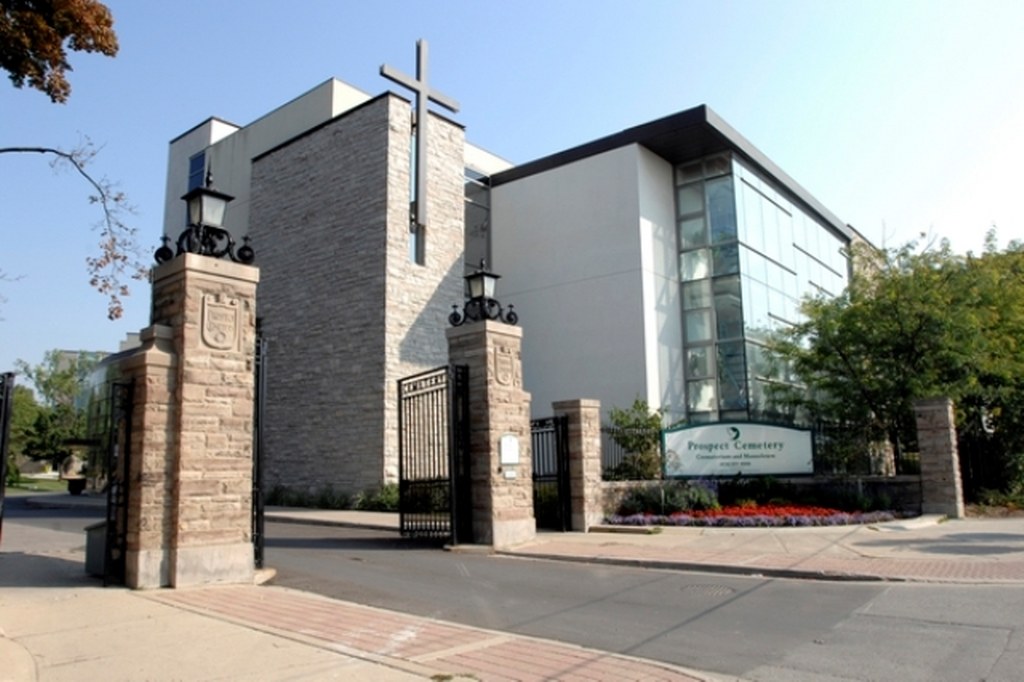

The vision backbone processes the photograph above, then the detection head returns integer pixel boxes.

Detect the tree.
[0,0,118,103]
[13,349,99,470]
[605,398,664,480]
[16,348,100,408]
[7,383,42,461]
[770,233,1024,495]
[0,141,146,319]
[1,2,145,319]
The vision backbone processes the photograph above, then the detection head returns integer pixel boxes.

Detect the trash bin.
[85,521,106,577]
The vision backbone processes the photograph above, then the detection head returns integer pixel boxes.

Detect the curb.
[498,550,898,583]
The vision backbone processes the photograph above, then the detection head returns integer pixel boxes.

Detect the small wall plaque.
[499,434,520,466]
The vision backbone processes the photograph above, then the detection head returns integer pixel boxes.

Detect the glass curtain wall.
[676,153,849,423]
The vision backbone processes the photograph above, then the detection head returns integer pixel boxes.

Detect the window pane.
[188,152,205,191]
[676,162,703,185]
[464,180,489,207]
[717,341,748,410]
[712,243,739,276]
[686,346,712,377]
[682,280,711,309]
[681,249,710,281]
[707,176,737,242]
[687,379,716,412]
[677,184,703,216]
[714,276,743,340]
[679,216,707,248]
[685,309,713,343]
[704,154,731,178]
[464,203,489,272]
[746,342,770,380]
[744,279,771,341]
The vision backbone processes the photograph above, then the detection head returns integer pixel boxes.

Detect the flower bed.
[605,504,899,528]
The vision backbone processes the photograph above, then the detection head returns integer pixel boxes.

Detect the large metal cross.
[381,39,460,239]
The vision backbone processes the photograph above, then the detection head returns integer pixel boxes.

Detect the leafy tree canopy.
[0,0,118,103]
[12,350,100,469]
[15,348,101,407]
[1,2,142,319]
[770,231,1024,492]
[7,383,41,460]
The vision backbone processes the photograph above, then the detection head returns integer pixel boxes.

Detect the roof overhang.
[490,104,851,241]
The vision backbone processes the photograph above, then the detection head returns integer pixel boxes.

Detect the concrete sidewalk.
[2,496,712,682]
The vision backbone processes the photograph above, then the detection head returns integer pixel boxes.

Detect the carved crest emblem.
[202,295,239,350]
[495,347,517,386]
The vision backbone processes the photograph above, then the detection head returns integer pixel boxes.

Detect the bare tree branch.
[0,141,149,319]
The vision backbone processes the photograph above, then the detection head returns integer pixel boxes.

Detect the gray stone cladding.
[250,94,465,496]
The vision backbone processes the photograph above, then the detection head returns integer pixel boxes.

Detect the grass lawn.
[5,477,70,494]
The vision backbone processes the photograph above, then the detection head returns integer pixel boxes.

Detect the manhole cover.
[680,584,736,597]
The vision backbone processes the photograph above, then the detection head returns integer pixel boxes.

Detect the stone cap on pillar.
[446,319,523,341]
[153,252,260,287]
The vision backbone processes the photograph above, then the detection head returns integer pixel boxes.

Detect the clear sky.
[2,0,1023,374]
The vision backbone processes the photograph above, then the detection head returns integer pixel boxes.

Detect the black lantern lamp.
[449,260,518,326]
[154,171,255,265]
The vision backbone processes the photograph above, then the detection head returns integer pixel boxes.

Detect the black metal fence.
[252,323,267,568]
[810,419,919,477]
[531,416,570,531]
[99,380,133,586]
[397,365,470,543]
[0,372,14,544]
[601,426,661,477]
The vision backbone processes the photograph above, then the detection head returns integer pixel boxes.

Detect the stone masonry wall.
[447,321,535,548]
[915,396,965,518]
[124,255,258,588]
[250,95,464,496]
[552,399,604,531]
[382,108,466,485]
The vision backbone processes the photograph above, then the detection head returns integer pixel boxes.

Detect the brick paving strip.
[151,585,706,682]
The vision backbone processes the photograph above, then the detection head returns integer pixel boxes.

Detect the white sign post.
[663,423,813,477]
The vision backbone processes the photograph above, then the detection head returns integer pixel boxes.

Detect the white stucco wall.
[465,143,512,176]
[491,144,682,422]
[636,147,684,424]
[162,79,371,239]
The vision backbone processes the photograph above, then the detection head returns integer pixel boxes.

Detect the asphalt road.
[4,500,1022,681]
[264,521,1024,681]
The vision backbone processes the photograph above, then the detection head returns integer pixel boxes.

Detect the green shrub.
[605,399,664,481]
[4,455,20,486]
[605,451,662,481]
[615,480,721,516]
[313,484,351,509]
[355,483,400,512]
[265,483,352,510]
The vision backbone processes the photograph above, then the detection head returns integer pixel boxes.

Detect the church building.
[161,57,858,495]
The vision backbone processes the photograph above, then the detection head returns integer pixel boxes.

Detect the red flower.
[679,504,847,519]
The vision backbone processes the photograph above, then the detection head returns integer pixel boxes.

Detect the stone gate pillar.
[124,254,259,588]
[552,399,603,532]
[447,321,535,549]
[914,396,965,519]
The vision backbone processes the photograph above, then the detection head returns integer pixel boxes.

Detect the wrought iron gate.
[397,365,470,543]
[531,416,571,531]
[100,380,134,585]
[252,322,267,568]
[0,372,14,545]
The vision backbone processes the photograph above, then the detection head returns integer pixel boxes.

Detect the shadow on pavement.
[266,534,445,552]
[0,551,100,588]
